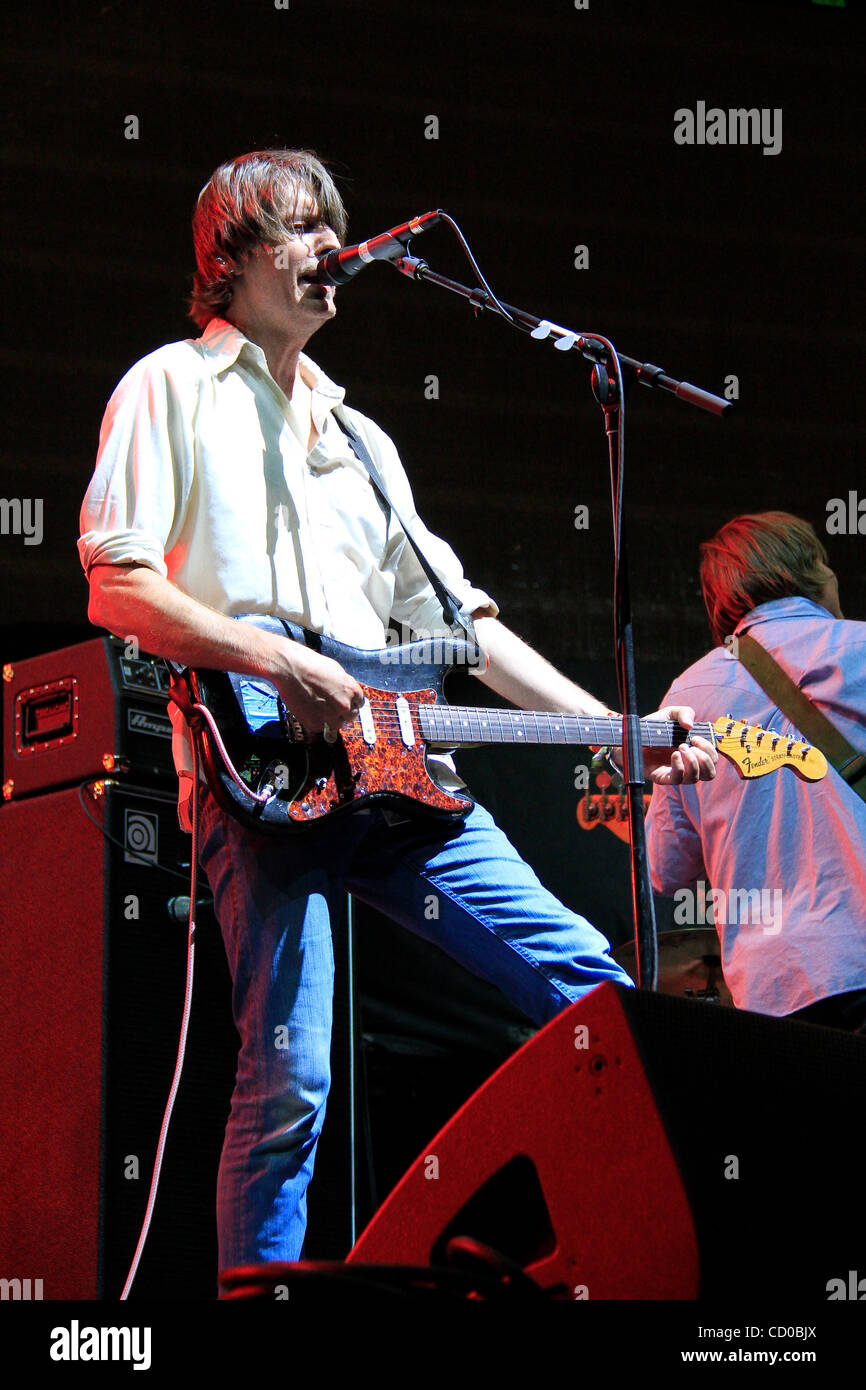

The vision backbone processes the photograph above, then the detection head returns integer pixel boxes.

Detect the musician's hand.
[611,706,718,786]
[268,640,365,734]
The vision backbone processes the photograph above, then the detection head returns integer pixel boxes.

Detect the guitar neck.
[418,706,714,749]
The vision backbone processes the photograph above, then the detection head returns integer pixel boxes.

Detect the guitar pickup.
[358,699,376,746]
[396,696,415,747]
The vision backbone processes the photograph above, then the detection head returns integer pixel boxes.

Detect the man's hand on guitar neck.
[471,615,717,787]
[608,705,717,787]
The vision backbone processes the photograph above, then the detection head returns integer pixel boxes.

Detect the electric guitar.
[173,615,828,835]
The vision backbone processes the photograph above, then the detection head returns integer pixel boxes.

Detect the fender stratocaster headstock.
[712,716,827,781]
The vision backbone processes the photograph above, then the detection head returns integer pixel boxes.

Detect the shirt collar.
[735,595,836,634]
[197,317,346,407]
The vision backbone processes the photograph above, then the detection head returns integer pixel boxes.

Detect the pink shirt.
[646,597,866,1016]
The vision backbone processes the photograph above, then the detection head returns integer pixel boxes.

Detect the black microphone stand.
[389,248,730,992]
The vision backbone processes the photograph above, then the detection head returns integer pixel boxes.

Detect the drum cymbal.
[612,929,734,1005]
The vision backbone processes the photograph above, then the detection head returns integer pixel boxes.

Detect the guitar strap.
[736,631,866,804]
[333,405,480,655]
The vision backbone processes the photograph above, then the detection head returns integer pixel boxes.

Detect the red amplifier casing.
[2,635,175,799]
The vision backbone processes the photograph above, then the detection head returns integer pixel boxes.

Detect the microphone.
[315,210,441,285]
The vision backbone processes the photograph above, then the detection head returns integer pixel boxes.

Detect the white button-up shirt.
[78,317,496,779]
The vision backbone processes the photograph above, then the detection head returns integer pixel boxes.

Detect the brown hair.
[188,148,347,329]
[699,511,829,646]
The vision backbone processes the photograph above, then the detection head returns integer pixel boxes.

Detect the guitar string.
[315,731,811,752]
[308,700,787,736]
[250,711,715,740]
[267,706,797,740]
[309,701,718,735]
[323,710,795,742]
[240,693,812,751]
[263,707,812,752]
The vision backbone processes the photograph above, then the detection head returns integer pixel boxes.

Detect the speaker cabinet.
[0,781,238,1299]
[348,983,866,1300]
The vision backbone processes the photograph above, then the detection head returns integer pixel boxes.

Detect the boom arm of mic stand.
[393,255,732,418]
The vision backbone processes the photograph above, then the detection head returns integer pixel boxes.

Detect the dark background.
[3,0,863,655]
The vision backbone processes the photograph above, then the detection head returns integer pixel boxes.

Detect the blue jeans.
[196,789,633,1270]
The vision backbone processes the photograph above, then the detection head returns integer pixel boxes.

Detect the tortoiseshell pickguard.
[285,685,471,823]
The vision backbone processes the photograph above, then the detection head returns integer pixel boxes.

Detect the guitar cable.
[118,734,203,1301]
[116,679,303,1297]
[77,777,201,884]
[168,668,313,815]
[185,698,277,805]
[166,668,277,807]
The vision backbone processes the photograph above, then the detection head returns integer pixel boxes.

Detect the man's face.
[229,185,342,343]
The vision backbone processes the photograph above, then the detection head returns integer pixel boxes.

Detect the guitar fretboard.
[418,707,716,748]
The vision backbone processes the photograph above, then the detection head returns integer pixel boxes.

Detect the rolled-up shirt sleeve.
[346,409,498,636]
[78,351,196,579]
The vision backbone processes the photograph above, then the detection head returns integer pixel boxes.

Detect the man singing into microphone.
[78,148,716,1279]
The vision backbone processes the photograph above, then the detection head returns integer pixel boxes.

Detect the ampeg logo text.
[127,708,172,738]
[124,809,159,866]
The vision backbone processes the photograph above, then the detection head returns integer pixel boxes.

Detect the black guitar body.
[180,615,480,835]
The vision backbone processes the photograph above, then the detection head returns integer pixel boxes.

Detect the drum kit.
[612,929,734,1006]
[577,777,734,1006]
